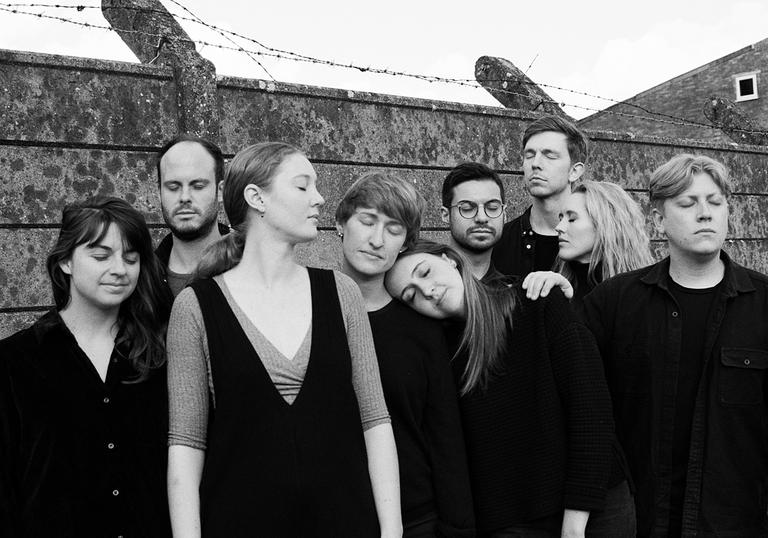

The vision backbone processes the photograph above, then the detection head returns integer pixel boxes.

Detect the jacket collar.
[640,250,755,297]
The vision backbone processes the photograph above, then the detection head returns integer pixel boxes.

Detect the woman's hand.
[561,509,589,538]
[522,271,574,300]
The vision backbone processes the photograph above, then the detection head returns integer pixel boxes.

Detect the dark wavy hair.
[46,197,171,381]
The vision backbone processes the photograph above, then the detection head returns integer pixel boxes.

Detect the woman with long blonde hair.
[551,180,653,307]
[166,142,401,537]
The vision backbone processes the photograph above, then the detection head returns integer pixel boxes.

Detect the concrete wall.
[579,39,768,141]
[2,49,767,337]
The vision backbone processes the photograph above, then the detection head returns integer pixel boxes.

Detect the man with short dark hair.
[583,154,768,536]
[155,134,228,297]
[441,162,506,281]
[492,115,588,277]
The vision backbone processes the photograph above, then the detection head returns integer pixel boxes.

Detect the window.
[734,71,759,102]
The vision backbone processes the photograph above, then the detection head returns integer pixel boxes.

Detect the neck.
[59,301,120,340]
[228,228,302,288]
[530,191,568,235]
[169,225,222,274]
[340,261,392,311]
[668,249,725,288]
[449,238,493,279]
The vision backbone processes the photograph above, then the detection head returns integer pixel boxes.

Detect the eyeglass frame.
[447,199,506,219]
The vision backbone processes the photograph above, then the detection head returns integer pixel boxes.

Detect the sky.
[1,0,767,119]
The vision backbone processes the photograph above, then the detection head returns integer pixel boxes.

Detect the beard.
[162,203,219,241]
[452,228,500,254]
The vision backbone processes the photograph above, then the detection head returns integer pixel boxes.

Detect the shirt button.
[112,489,120,496]
[672,311,679,317]
[525,244,532,249]
[107,442,115,450]
[745,359,751,366]
[103,397,110,404]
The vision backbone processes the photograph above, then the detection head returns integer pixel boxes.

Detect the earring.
[337,231,343,238]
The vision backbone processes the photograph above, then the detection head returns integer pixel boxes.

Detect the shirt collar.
[640,250,755,297]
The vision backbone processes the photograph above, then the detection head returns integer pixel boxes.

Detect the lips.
[469,227,495,235]
[359,250,384,260]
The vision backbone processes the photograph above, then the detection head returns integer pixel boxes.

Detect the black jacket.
[0,312,171,538]
[583,253,768,537]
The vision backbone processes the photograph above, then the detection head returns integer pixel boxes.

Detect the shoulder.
[0,323,38,358]
[733,261,768,289]
[589,261,657,296]
[332,270,365,304]
[154,231,173,264]
[383,300,445,336]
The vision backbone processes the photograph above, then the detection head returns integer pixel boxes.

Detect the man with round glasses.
[440,162,506,281]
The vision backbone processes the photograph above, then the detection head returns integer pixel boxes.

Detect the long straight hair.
[396,241,516,394]
[46,197,171,380]
[556,180,653,289]
[196,142,303,279]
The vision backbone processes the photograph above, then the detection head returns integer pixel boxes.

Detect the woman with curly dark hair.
[0,197,172,538]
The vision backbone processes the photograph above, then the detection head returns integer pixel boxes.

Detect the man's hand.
[521,271,574,300]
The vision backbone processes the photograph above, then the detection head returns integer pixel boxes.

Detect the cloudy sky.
[1,0,766,119]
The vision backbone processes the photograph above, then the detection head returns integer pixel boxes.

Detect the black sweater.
[452,286,614,532]
[369,300,475,537]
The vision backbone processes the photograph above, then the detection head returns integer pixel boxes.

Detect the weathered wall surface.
[2,49,767,337]
[579,39,768,142]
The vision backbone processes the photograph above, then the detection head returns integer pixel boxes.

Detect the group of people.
[1,114,766,538]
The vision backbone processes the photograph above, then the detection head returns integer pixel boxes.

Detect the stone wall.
[2,48,767,337]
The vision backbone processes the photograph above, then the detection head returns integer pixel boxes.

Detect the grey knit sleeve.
[167,287,211,449]
[333,271,391,430]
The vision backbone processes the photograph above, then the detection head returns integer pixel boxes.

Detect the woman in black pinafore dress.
[166,142,402,538]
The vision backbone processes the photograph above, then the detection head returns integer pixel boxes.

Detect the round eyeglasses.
[449,199,505,219]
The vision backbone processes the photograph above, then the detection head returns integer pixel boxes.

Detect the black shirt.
[667,278,721,536]
[583,253,768,536]
[492,206,559,278]
[368,300,475,536]
[0,311,171,538]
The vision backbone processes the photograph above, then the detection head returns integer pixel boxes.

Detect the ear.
[217,180,224,204]
[568,162,585,184]
[59,258,73,276]
[440,206,450,225]
[335,221,345,237]
[651,206,666,236]
[243,184,265,212]
[441,253,457,269]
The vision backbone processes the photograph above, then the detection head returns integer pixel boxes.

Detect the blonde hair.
[650,154,731,209]
[196,142,303,278]
[556,180,652,289]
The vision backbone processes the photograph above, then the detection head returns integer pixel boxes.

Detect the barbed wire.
[2,2,767,136]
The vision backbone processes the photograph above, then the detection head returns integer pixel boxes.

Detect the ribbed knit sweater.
[452,286,613,532]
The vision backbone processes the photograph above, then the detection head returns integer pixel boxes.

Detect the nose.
[110,256,127,275]
[415,281,437,299]
[531,152,543,169]
[555,218,566,234]
[179,185,192,203]
[697,200,712,220]
[311,186,325,208]
[369,223,385,248]
[474,206,489,223]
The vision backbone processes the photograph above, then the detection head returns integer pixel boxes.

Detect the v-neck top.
[168,269,390,449]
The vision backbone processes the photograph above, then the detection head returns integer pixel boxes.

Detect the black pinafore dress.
[191,268,379,537]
